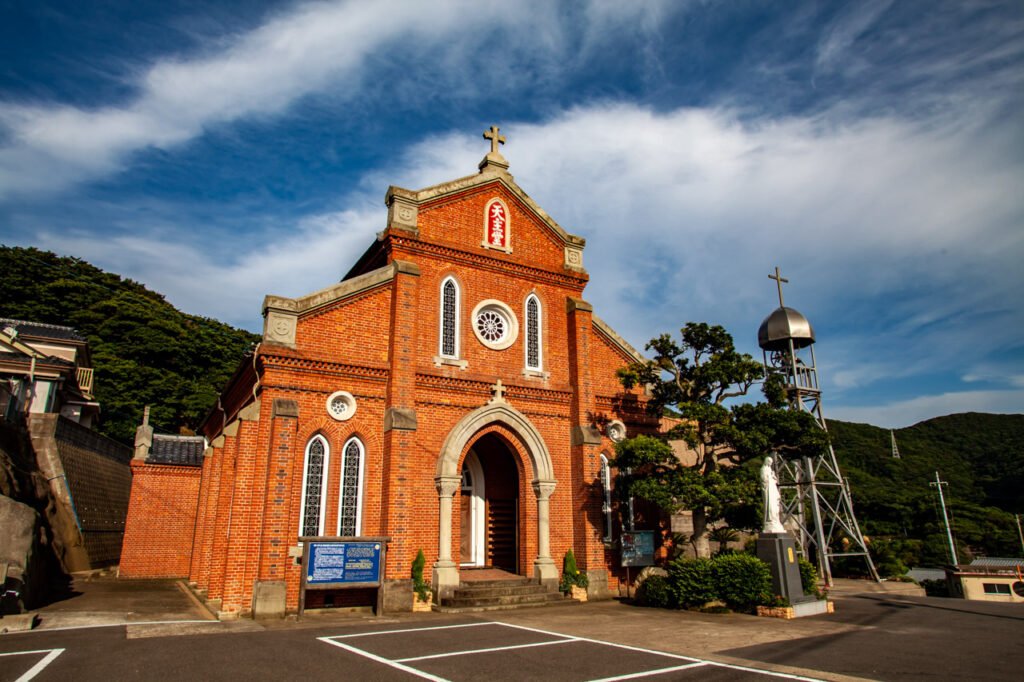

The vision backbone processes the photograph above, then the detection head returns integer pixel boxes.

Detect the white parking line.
[318,621,827,681]
[395,636,581,663]
[0,648,65,682]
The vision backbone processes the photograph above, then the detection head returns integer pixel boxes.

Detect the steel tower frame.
[760,268,880,585]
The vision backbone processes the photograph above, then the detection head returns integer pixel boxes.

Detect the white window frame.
[299,435,330,536]
[600,453,613,542]
[439,276,460,359]
[524,294,542,371]
[336,436,366,537]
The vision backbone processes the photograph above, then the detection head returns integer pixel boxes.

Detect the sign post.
[620,531,655,598]
[298,536,390,617]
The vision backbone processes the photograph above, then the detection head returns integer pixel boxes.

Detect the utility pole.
[929,471,958,566]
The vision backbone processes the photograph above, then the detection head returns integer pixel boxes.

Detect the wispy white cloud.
[0,0,669,199]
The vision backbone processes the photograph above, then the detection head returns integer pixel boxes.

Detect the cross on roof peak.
[483,126,506,155]
[768,266,789,307]
[490,379,506,402]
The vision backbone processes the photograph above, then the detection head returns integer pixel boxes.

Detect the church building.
[120,128,662,617]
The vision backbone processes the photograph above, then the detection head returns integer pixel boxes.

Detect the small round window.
[471,299,518,350]
[326,390,356,421]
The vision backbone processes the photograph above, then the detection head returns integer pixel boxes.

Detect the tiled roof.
[149,434,206,466]
[0,318,86,342]
[969,557,1024,568]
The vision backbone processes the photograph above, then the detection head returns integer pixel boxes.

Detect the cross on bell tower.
[769,266,788,307]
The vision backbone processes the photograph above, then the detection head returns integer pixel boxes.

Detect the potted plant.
[559,549,589,601]
[412,549,432,612]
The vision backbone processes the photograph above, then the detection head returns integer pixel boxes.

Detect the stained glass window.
[301,437,328,536]
[441,278,458,358]
[526,295,540,370]
[337,438,363,536]
[600,454,613,541]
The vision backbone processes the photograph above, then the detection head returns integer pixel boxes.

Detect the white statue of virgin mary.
[761,455,786,534]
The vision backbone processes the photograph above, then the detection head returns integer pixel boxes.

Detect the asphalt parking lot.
[2,578,1022,681]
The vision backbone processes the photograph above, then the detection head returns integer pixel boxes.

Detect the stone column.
[532,480,558,586]
[432,475,462,600]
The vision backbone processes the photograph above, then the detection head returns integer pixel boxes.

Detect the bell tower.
[757,267,879,584]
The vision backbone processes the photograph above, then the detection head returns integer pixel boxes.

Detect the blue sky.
[1,0,1022,428]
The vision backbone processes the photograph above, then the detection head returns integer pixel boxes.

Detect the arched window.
[300,436,329,536]
[336,437,365,536]
[600,454,613,541]
[439,276,460,359]
[525,294,541,371]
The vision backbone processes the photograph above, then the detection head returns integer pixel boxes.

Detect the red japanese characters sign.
[487,200,507,248]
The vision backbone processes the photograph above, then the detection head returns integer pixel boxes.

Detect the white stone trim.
[299,435,330,537]
[438,276,461,360]
[325,390,356,422]
[524,293,542,372]
[480,197,513,253]
[471,299,518,350]
[336,436,365,536]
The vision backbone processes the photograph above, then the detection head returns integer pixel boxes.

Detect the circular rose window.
[325,390,356,421]
[471,299,518,350]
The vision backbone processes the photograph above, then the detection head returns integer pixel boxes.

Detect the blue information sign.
[307,541,382,585]
[621,531,655,567]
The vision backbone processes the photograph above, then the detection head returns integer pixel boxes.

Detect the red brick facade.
[120,461,202,578]
[120,144,660,615]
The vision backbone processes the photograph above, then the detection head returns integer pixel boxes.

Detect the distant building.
[945,557,1024,603]
[0,319,131,572]
[0,319,99,426]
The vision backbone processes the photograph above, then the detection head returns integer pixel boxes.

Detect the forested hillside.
[1,247,259,443]
[828,414,1024,572]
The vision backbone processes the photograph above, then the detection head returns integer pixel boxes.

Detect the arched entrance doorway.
[432,396,558,600]
[459,434,519,572]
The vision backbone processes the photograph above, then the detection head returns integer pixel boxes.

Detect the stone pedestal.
[756,532,809,604]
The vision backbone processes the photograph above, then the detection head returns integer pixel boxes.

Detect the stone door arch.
[432,398,557,598]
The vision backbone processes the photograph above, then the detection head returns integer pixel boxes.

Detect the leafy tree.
[0,247,259,442]
[707,526,740,555]
[615,322,826,556]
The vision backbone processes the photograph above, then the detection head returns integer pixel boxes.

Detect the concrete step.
[436,596,582,614]
[439,576,575,613]
[452,577,552,593]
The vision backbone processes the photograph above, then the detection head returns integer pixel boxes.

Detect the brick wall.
[119,461,202,577]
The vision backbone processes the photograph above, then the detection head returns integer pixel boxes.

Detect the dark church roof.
[150,434,206,466]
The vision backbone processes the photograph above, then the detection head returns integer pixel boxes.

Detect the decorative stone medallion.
[606,419,627,443]
[326,390,356,421]
[564,246,584,270]
[471,299,518,350]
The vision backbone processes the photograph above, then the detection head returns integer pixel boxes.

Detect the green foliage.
[637,574,675,608]
[798,558,818,595]
[614,322,824,554]
[920,579,950,597]
[710,553,772,612]
[667,557,716,608]
[559,549,588,592]
[707,526,740,555]
[411,549,430,601]
[0,247,259,442]
[827,414,1024,568]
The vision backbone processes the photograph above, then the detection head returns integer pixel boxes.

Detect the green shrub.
[559,549,589,592]
[920,579,950,597]
[667,557,716,608]
[710,553,771,612]
[798,558,818,595]
[638,574,675,608]
[411,549,430,601]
